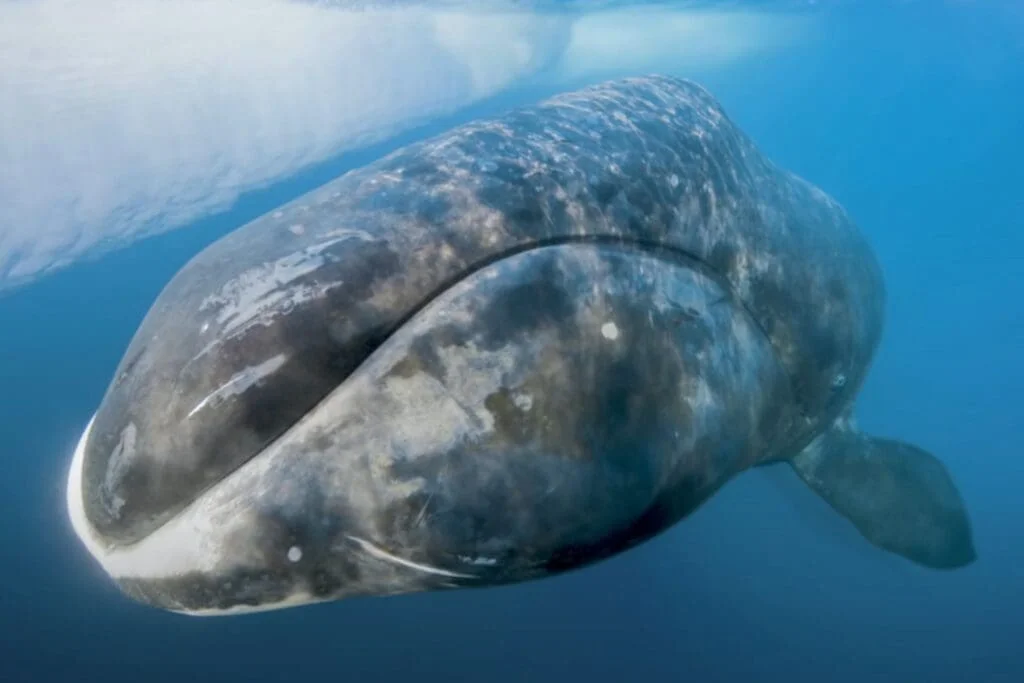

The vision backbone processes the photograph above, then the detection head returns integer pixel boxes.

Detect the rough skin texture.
[74,76,909,613]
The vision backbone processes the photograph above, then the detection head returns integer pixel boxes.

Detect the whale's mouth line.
[380,232,767,362]
[84,233,775,550]
[237,230,776,472]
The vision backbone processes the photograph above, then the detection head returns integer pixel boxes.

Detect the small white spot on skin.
[287,546,302,563]
[200,322,209,334]
[669,173,680,188]
[272,211,284,219]
[288,224,305,236]
[601,321,620,340]
[513,392,533,411]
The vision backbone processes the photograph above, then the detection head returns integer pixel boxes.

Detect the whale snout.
[75,226,408,548]
[68,241,791,615]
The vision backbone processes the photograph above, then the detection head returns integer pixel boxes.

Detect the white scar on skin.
[345,535,477,580]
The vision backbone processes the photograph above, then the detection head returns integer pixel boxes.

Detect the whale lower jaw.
[65,415,317,617]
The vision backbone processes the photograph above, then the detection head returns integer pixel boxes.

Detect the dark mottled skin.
[75,76,894,613]
[108,243,794,613]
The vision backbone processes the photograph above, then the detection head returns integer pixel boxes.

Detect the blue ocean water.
[1,2,1021,681]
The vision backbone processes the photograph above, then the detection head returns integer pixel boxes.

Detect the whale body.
[66,76,975,616]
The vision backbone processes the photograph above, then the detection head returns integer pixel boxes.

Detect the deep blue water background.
[1,3,1021,681]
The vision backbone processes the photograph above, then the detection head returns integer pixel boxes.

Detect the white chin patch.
[66,415,107,569]
[64,414,314,617]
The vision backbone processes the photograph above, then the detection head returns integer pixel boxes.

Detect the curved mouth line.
[100,234,778,547]
[254,230,781,470]
[392,232,769,348]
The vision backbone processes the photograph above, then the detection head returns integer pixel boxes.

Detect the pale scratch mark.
[186,353,288,418]
[346,535,476,579]
[413,489,435,529]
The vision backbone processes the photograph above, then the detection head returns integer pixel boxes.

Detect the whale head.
[66,225,791,615]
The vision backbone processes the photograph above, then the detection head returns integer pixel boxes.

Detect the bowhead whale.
[66,75,975,616]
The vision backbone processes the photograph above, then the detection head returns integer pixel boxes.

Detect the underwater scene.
[0,1,1021,681]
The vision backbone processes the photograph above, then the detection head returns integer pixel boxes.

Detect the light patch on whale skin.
[186,353,288,419]
[724,236,777,300]
[375,370,488,462]
[359,163,529,317]
[198,230,373,336]
[101,422,137,516]
[512,392,533,412]
[680,375,715,454]
[728,317,762,384]
[68,416,247,581]
[180,592,321,618]
[359,332,527,472]
[434,340,519,417]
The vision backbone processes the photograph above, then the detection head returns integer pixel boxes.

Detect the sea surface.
[0,1,1021,681]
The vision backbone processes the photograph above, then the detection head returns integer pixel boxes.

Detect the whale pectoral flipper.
[789,418,976,570]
